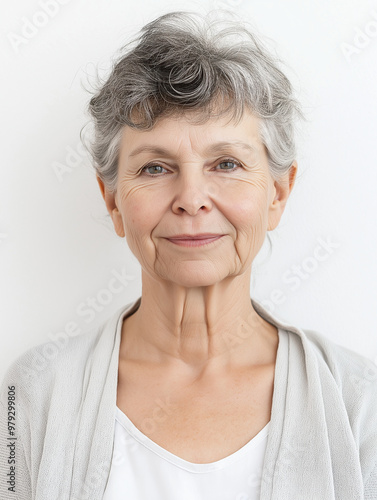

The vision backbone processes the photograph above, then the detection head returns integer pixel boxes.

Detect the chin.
[162,267,226,288]
[173,278,220,288]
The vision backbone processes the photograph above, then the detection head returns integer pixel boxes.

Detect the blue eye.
[140,158,241,176]
[216,159,241,172]
[141,164,168,176]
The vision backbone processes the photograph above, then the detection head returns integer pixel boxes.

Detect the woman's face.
[102,110,292,287]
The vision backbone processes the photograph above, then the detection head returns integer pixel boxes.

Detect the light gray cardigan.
[1,296,377,499]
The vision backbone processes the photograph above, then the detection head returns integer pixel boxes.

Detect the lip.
[165,234,224,247]
[167,233,223,240]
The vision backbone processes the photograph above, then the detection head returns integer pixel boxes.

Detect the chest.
[116,362,275,463]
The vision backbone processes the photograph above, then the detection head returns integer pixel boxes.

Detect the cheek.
[119,188,164,250]
[222,183,269,233]
[229,201,267,240]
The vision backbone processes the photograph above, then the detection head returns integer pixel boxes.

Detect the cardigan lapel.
[69,296,365,499]
[69,298,141,500]
[253,300,364,500]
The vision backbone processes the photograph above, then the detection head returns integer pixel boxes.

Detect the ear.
[96,175,125,237]
[267,162,297,231]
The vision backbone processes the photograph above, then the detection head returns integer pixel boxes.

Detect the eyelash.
[140,158,242,176]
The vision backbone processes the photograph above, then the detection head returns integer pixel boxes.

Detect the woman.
[1,10,377,500]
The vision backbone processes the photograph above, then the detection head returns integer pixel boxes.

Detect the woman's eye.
[141,164,168,176]
[140,159,241,176]
[216,159,241,172]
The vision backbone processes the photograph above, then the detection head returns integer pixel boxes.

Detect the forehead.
[120,109,263,157]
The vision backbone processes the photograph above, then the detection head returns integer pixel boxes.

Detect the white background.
[1,0,377,382]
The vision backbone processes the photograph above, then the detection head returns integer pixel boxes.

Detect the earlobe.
[96,175,125,237]
[288,161,298,192]
[96,175,106,200]
[111,211,125,238]
[274,162,297,204]
[267,162,297,231]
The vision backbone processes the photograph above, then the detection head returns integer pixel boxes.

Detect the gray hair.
[85,10,303,194]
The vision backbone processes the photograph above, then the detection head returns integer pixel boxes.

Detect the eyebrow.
[128,140,258,158]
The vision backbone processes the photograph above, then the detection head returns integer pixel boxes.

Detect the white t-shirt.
[103,406,269,500]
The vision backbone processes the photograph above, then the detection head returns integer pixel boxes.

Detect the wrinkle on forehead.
[120,108,265,163]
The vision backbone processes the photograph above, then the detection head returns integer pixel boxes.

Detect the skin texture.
[97,109,297,382]
[97,109,297,463]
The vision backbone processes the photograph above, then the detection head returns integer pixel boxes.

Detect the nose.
[171,168,213,216]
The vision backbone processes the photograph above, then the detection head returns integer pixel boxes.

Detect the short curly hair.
[85,10,303,194]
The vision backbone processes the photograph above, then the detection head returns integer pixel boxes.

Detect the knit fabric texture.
[1,296,377,499]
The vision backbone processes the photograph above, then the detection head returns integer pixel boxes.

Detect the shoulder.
[0,298,139,410]
[0,300,126,405]
[0,322,99,405]
[298,327,377,448]
[287,327,377,484]
[301,327,377,393]
[281,324,377,424]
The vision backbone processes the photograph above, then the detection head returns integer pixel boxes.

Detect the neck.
[120,270,278,377]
